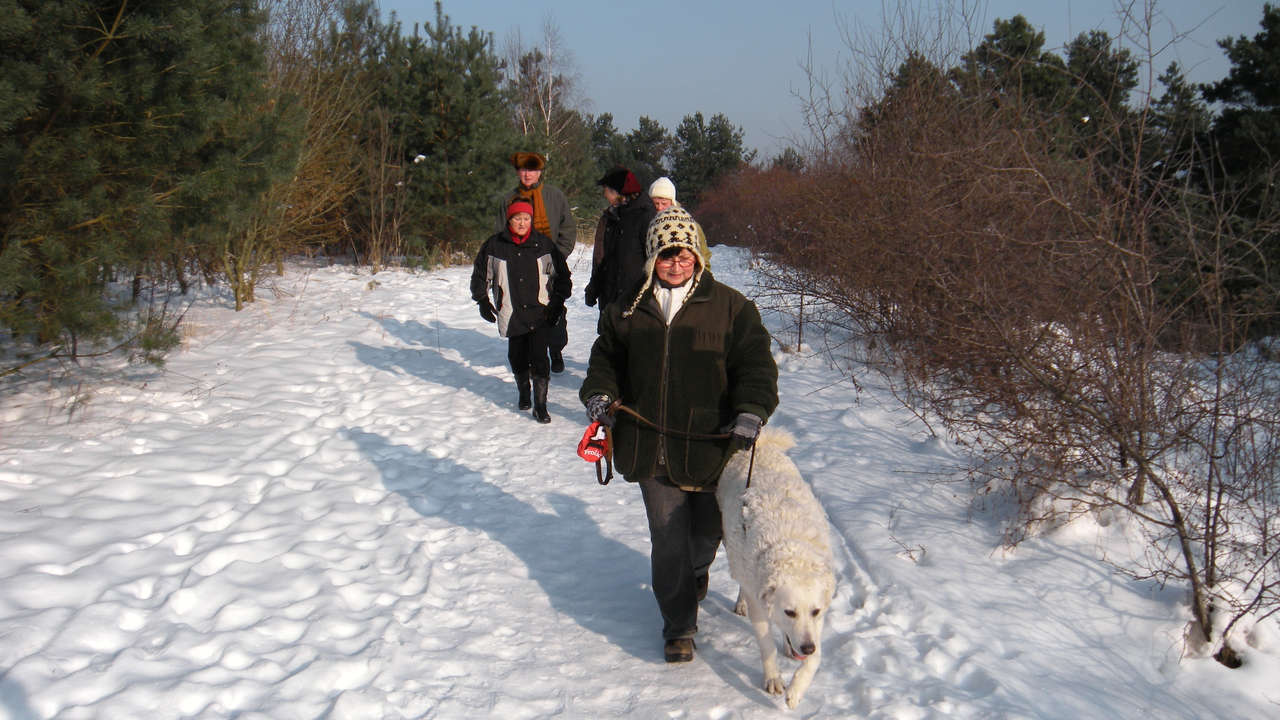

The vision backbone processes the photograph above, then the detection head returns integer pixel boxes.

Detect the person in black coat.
[471,198,572,423]
[499,151,575,373]
[584,166,655,315]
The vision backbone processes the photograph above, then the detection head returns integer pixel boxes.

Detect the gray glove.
[585,394,615,427]
[724,413,762,449]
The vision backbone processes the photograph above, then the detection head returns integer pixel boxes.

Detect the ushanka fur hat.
[621,207,707,318]
[510,151,546,171]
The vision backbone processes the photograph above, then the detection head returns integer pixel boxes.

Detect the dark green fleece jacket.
[580,271,778,490]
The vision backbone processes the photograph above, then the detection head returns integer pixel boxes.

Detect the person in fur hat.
[500,151,574,373]
[579,207,778,663]
[584,166,655,314]
[473,197,572,423]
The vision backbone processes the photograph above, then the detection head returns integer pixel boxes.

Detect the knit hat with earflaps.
[621,207,707,318]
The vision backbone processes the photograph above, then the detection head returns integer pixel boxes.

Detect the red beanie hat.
[506,198,534,219]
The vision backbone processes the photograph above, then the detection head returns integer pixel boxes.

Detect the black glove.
[545,296,565,326]
[723,413,762,450]
[585,394,615,427]
[584,287,597,308]
[478,298,496,323]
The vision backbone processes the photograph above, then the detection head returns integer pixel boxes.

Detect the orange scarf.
[516,184,551,237]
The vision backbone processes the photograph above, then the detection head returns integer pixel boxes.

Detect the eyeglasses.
[656,253,696,269]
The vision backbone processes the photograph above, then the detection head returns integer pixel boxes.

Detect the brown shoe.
[664,637,694,663]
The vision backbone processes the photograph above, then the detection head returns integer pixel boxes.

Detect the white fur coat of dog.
[717,428,835,708]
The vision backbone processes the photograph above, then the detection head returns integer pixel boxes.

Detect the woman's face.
[508,212,532,235]
[652,197,673,212]
[602,186,621,206]
[654,248,698,287]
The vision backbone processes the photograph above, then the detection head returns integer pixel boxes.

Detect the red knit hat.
[506,198,534,218]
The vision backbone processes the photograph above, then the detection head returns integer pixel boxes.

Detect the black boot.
[515,370,531,410]
[531,375,551,423]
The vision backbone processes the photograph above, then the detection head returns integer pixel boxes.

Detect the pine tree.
[670,112,752,209]
[952,15,1068,111]
[1203,3,1280,201]
[624,116,672,188]
[1151,62,1212,173]
[1201,3,1280,336]
[590,113,630,175]
[1,0,299,356]
[1063,30,1139,124]
[385,2,516,254]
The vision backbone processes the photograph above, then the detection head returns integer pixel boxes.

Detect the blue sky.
[380,0,1268,157]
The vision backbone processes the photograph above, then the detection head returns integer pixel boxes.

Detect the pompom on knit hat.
[647,176,677,203]
[597,166,643,195]
[621,207,707,318]
[510,151,546,171]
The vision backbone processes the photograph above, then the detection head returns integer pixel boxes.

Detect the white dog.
[717,428,835,709]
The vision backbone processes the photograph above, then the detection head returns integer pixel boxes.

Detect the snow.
[2,245,1277,719]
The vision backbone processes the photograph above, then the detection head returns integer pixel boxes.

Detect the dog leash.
[593,400,756,487]
[599,425,613,485]
[608,400,733,441]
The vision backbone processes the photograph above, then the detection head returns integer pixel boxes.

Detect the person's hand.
[724,413,762,450]
[584,286,597,307]
[478,298,496,323]
[585,394,615,427]
[545,296,565,326]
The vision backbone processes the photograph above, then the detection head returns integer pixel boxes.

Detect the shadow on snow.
[344,426,660,662]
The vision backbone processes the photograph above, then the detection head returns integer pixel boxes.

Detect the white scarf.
[654,281,692,325]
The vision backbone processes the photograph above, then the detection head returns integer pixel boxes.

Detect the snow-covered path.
[2,246,1275,719]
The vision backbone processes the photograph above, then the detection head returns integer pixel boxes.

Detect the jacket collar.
[638,270,715,318]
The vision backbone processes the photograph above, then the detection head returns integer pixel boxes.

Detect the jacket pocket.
[612,420,642,478]
[679,407,731,487]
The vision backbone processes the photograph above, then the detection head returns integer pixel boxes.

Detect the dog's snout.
[799,641,815,656]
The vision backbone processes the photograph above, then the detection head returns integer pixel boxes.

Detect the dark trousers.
[639,476,723,639]
[507,325,553,377]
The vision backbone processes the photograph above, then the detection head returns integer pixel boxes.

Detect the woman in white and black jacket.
[471,198,572,423]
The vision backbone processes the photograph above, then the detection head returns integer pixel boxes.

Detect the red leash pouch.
[577,422,613,484]
[577,422,609,462]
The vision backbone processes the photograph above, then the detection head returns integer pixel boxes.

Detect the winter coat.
[471,228,571,338]
[580,270,778,490]
[497,183,575,259]
[585,194,656,310]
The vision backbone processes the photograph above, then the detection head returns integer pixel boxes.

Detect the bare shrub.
[704,2,1280,667]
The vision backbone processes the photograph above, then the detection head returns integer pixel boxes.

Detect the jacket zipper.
[657,308,670,468]
[654,286,700,471]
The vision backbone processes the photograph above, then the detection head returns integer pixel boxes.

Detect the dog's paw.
[763,675,784,696]
[785,687,804,709]
[733,595,748,616]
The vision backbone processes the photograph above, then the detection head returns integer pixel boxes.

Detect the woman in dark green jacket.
[580,207,778,663]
